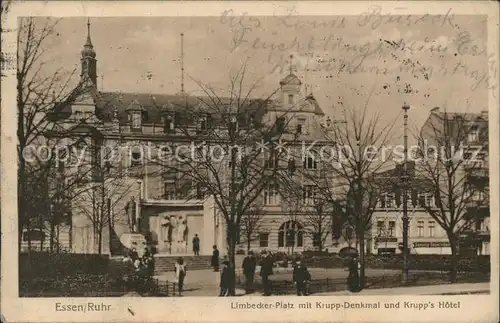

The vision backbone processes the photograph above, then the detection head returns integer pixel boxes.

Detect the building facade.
[40,22,357,257]
[370,108,490,256]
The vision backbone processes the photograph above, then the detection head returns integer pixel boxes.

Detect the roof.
[304,94,325,116]
[280,73,302,86]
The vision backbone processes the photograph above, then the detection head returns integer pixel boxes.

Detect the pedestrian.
[128,247,139,262]
[175,258,187,296]
[242,250,257,294]
[347,256,360,292]
[219,260,233,296]
[211,245,220,272]
[293,257,311,296]
[259,253,274,296]
[192,234,200,256]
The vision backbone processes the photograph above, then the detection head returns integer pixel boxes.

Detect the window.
[468,126,479,143]
[377,220,385,236]
[264,183,280,205]
[312,232,322,247]
[472,190,485,201]
[278,221,303,248]
[417,220,424,237]
[259,233,269,247]
[288,94,295,104]
[276,116,286,132]
[381,194,394,208]
[195,182,205,199]
[164,114,175,133]
[302,185,316,205]
[388,221,395,237]
[303,152,317,170]
[264,151,279,169]
[228,115,238,134]
[198,115,211,132]
[131,112,142,129]
[164,182,177,200]
[297,118,306,134]
[130,151,143,166]
[425,194,434,207]
[418,193,434,207]
[428,220,435,237]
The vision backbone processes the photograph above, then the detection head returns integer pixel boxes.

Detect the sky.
[32,12,491,142]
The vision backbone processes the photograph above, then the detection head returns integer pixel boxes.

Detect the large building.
[25,22,360,257]
[369,108,490,256]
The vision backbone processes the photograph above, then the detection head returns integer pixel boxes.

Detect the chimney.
[481,110,488,118]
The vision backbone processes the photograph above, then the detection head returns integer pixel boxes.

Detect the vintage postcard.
[1,1,499,322]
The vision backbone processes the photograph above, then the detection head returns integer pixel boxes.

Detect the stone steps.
[154,255,215,274]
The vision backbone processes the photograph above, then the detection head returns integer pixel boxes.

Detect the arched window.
[278,220,304,248]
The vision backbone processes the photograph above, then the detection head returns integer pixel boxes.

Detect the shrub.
[19,251,109,279]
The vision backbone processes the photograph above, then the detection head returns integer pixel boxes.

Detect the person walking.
[175,258,187,296]
[219,260,234,296]
[192,234,200,256]
[293,258,311,296]
[259,253,274,296]
[211,245,220,272]
[242,251,257,294]
[347,256,360,292]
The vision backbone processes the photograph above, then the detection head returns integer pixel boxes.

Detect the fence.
[153,279,181,297]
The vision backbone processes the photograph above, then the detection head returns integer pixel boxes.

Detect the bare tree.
[71,146,135,255]
[148,64,297,295]
[415,109,489,282]
[296,87,399,289]
[17,17,79,250]
[239,205,265,252]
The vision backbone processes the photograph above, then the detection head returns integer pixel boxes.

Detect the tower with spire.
[279,55,302,106]
[81,18,97,86]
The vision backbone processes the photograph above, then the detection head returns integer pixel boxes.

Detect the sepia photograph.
[1,1,498,322]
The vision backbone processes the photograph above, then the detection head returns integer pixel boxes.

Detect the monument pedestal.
[120,233,147,257]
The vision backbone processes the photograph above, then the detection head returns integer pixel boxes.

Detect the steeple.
[80,18,97,86]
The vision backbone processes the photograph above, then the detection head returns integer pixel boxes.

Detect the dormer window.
[297,118,306,134]
[164,113,176,133]
[288,94,295,104]
[131,112,142,129]
[225,114,238,135]
[468,126,479,143]
[198,114,211,133]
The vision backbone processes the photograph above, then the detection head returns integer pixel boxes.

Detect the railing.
[153,279,181,297]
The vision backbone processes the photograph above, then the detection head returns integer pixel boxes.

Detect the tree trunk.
[449,235,459,283]
[228,227,237,296]
[56,225,60,253]
[247,238,251,252]
[98,222,103,255]
[359,227,365,289]
[50,221,55,253]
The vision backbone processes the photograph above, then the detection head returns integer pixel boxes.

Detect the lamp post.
[402,103,410,284]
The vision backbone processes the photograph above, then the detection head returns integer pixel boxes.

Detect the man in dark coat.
[219,260,234,296]
[347,256,360,292]
[242,251,257,293]
[259,253,274,296]
[192,234,200,256]
[293,258,311,296]
[211,245,220,271]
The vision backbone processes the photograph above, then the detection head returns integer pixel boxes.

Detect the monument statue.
[177,217,187,243]
[126,196,138,233]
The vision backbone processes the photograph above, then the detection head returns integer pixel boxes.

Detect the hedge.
[19,251,110,278]
[19,252,158,297]
[303,254,491,273]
